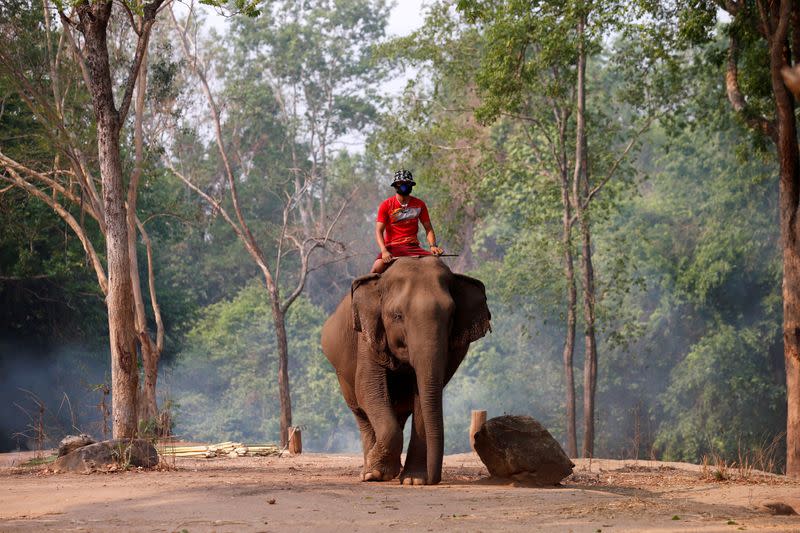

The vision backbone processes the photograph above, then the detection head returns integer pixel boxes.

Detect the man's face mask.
[397,183,413,196]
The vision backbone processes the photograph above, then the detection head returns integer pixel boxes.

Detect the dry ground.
[1,451,799,532]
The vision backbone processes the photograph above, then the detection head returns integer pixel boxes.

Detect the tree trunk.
[268,284,293,447]
[80,1,139,438]
[572,10,599,459]
[786,250,800,477]
[560,175,578,458]
[128,43,160,424]
[771,21,800,477]
[454,206,476,273]
[722,0,800,477]
[579,215,598,458]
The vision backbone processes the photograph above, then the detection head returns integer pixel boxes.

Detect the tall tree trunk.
[453,205,476,273]
[572,9,599,458]
[579,214,598,458]
[267,282,293,447]
[770,16,800,477]
[722,0,800,477]
[129,44,160,424]
[560,174,578,458]
[80,1,139,438]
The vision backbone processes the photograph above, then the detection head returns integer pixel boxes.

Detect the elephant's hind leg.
[350,408,376,480]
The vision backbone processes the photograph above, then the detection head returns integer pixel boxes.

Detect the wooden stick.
[470,410,487,452]
[288,427,302,454]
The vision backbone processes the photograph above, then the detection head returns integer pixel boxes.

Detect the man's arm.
[422,220,444,255]
[376,221,392,263]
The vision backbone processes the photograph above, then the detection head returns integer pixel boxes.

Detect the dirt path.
[1,452,799,532]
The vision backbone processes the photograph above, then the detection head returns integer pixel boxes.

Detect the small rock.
[762,501,798,515]
[58,434,96,457]
[474,415,574,485]
[53,439,159,474]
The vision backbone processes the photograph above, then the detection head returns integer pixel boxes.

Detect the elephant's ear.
[450,274,492,346]
[351,273,387,352]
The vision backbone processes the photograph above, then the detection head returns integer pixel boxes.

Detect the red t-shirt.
[376,195,430,246]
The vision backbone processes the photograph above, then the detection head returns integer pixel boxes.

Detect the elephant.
[321,256,491,485]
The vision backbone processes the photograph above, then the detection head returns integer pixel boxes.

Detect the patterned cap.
[391,168,416,186]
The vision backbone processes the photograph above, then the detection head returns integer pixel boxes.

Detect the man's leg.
[371,258,387,274]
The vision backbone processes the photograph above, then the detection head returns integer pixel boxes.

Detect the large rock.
[57,434,96,457]
[473,415,574,485]
[53,439,159,473]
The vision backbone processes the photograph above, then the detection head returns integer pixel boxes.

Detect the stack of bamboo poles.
[161,441,280,458]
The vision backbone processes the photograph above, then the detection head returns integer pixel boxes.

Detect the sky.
[386,0,427,38]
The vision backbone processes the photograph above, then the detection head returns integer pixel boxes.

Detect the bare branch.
[59,12,93,92]
[726,33,776,140]
[118,14,158,122]
[166,163,238,234]
[119,0,141,36]
[583,115,658,209]
[140,211,195,226]
[0,274,53,281]
[0,151,101,224]
[773,0,792,44]
[170,5,271,273]
[280,187,355,312]
[135,217,164,353]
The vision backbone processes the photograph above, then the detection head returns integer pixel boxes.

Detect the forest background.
[0,0,788,471]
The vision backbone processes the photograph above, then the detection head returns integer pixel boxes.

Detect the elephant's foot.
[361,444,401,482]
[399,467,428,485]
[362,467,398,482]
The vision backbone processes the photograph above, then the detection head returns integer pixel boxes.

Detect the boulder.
[53,439,159,473]
[761,501,798,515]
[57,434,96,457]
[473,415,574,485]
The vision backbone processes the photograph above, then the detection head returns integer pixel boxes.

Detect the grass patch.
[20,454,57,467]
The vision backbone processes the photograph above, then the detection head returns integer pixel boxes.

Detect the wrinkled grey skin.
[321,257,491,485]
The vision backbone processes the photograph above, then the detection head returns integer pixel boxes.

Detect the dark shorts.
[375,242,432,260]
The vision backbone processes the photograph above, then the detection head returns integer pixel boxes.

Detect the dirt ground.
[1,451,799,532]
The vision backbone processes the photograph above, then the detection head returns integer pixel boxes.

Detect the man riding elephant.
[322,257,491,485]
[371,169,444,274]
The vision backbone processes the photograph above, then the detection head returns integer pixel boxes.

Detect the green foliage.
[593,111,783,461]
[170,283,352,449]
[0,1,106,346]
[0,0,790,467]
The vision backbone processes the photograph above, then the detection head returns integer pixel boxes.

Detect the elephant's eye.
[391,312,403,322]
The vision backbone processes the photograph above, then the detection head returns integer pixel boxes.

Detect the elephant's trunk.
[418,372,444,484]
[408,292,453,485]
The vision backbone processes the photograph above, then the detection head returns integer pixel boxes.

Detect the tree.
[164,0,387,445]
[722,0,800,478]
[0,0,171,434]
[668,0,800,477]
[230,0,391,232]
[13,0,258,438]
[455,0,670,456]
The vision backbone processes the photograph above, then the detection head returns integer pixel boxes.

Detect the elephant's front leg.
[400,393,429,485]
[355,353,403,481]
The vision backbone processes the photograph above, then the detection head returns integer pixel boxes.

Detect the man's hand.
[431,245,444,256]
[381,250,393,263]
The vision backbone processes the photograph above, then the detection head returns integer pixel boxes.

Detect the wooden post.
[470,410,487,452]
[289,427,302,455]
